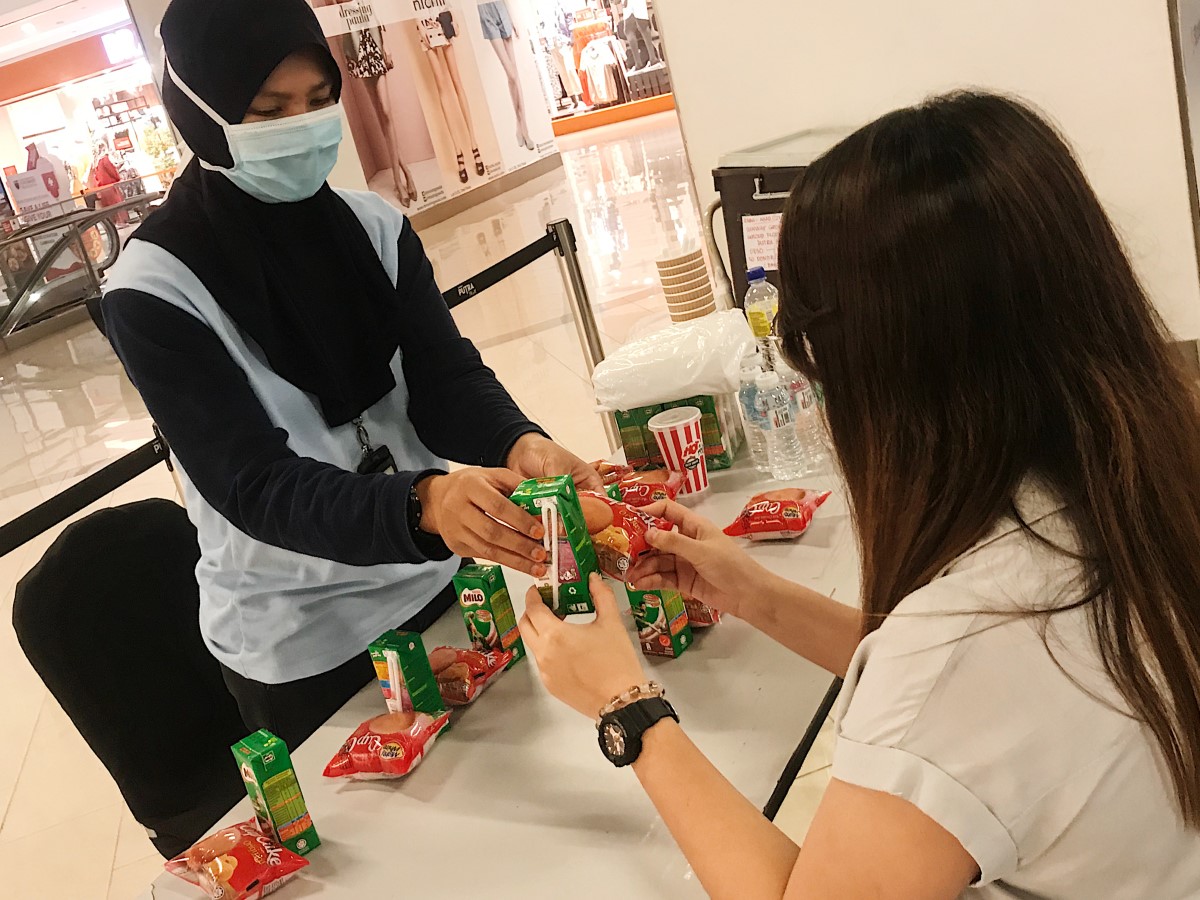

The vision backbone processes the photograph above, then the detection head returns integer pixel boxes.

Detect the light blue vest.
[104,190,459,683]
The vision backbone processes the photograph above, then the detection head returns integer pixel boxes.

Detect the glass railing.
[0,194,160,340]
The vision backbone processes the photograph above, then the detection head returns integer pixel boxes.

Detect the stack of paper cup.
[648,406,710,494]
[658,249,717,323]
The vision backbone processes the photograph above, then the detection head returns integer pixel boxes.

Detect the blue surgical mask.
[165,56,343,203]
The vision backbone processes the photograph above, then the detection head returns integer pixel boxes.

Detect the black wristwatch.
[407,480,425,537]
[597,697,678,767]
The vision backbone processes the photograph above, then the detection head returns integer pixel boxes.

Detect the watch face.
[602,721,627,759]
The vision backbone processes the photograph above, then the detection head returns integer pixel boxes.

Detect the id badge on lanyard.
[353,417,397,475]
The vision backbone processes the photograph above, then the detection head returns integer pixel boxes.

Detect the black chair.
[12,499,248,858]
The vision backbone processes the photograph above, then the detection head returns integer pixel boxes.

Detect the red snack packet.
[580,491,672,580]
[323,710,451,780]
[428,646,512,706]
[165,819,308,900]
[618,469,684,508]
[723,488,832,541]
[684,595,721,627]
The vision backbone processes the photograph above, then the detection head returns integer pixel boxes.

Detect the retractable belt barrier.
[0,432,171,558]
[442,232,560,310]
[0,219,614,559]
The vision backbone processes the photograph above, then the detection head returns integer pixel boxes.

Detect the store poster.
[309,0,557,214]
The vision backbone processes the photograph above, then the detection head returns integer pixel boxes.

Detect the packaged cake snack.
[370,630,445,714]
[580,491,673,581]
[166,819,308,900]
[453,564,525,666]
[510,475,600,616]
[626,585,693,658]
[231,730,319,856]
[428,646,512,706]
[323,710,452,780]
[684,595,722,628]
[723,488,832,541]
[617,469,684,508]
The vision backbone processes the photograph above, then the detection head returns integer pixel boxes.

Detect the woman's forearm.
[631,719,799,899]
[738,573,862,677]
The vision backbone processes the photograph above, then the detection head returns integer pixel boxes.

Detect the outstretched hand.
[507,433,603,493]
[520,573,647,718]
[625,500,770,618]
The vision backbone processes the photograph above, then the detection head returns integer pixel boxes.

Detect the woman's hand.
[417,469,548,576]
[520,573,647,718]
[507,433,603,492]
[626,500,772,618]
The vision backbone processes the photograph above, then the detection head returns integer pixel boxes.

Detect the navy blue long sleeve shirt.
[102,223,544,567]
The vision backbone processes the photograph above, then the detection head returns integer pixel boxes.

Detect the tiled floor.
[0,110,833,898]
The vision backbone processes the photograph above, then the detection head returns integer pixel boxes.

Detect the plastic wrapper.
[684,596,722,627]
[165,819,308,900]
[592,460,634,485]
[428,645,512,706]
[723,488,832,541]
[592,311,756,411]
[323,710,452,780]
[618,469,684,507]
[580,491,672,580]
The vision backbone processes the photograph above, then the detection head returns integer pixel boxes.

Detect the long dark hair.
[776,91,1200,826]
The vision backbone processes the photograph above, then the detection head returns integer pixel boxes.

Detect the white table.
[144,460,859,899]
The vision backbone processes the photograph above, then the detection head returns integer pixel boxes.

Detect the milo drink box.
[369,630,445,714]
[453,563,525,668]
[510,475,600,616]
[614,404,665,469]
[231,730,320,856]
[626,585,693,658]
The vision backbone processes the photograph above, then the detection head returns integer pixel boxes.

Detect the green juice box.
[614,404,665,469]
[453,564,525,667]
[626,584,693,658]
[369,630,445,714]
[510,475,600,616]
[231,730,320,856]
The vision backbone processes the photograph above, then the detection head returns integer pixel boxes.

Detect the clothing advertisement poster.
[463,0,558,169]
[310,0,557,214]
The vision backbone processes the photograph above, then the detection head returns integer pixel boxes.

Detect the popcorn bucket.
[648,407,709,495]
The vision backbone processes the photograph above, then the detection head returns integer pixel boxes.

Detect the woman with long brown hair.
[521,91,1200,897]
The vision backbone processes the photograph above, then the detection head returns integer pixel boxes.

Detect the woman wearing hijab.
[101,0,600,748]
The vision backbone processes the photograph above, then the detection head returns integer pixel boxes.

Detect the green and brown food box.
[625,584,693,658]
[232,730,320,856]
[369,630,445,714]
[453,563,525,668]
[614,404,665,469]
[510,475,600,616]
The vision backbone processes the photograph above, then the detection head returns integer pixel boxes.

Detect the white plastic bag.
[592,310,755,410]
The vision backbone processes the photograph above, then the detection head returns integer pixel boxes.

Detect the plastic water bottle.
[744,267,779,365]
[738,365,770,473]
[774,350,828,474]
[755,370,807,480]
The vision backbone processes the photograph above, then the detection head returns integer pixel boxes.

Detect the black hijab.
[135,0,404,427]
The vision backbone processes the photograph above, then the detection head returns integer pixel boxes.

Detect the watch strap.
[599,696,678,767]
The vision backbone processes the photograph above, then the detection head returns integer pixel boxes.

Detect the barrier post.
[547,219,620,452]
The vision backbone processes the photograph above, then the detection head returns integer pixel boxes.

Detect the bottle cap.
[747,266,767,282]
[756,370,781,391]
